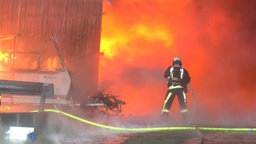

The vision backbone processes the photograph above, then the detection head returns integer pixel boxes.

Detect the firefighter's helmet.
[173,56,182,66]
[173,56,181,62]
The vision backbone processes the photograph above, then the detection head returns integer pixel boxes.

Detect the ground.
[1,107,256,144]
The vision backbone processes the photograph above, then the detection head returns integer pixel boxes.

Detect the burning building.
[0,0,103,108]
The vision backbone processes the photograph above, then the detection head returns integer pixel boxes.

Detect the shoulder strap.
[180,68,184,79]
[170,66,184,79]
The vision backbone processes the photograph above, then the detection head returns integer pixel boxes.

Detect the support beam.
[0,79,54,135]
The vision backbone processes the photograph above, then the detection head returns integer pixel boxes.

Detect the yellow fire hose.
[32,109,255,133]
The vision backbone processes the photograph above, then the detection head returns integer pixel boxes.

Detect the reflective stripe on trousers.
[168,85,183,90]
[162,86,188,115]
[181,108,188,113]
[161,91,172,114]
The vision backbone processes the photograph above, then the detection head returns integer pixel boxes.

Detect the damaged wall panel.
[0,0,102,102]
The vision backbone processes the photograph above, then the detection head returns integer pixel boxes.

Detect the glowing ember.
[0,51,10,70]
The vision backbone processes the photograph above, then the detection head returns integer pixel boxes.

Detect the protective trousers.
[161,87,188,118]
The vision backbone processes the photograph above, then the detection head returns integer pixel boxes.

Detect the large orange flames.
[99,0,256,124]
[99,0,201,116]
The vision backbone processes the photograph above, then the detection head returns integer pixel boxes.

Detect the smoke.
[40,110,130,144]
[100,0,256,125]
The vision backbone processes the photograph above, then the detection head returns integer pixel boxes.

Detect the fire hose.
[32,109,255,133]
[30,84,254,144]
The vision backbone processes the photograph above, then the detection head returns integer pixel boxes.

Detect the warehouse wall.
[0,0,102,102]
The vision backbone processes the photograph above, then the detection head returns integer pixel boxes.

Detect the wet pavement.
[1,110,256,144]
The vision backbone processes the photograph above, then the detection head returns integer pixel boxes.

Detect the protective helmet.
[172,56,182,66]
[173,56,181,62]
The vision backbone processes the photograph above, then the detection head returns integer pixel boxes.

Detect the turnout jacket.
[164,66,190,92]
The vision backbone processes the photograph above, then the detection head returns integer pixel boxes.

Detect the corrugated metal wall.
[0,0,102,55]
[0,0,102,101]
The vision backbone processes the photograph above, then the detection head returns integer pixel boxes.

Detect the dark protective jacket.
[164,66,190,92]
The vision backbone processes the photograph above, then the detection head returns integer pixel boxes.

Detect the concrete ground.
[1,108,256,144]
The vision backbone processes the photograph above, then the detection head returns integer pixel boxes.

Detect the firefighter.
[161,56,191,121]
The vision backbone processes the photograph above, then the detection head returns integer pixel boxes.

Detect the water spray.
[188,83,197,115]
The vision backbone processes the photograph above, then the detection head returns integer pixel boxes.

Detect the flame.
[0,51,9,64]
[0,50,10,71]
[100,24,173,59]
[99,0,256,121]
[0,45,60,72]
[100,1,175,61]
[131,24,173,45]
[43,56,60,71]
[99,0,185,116]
